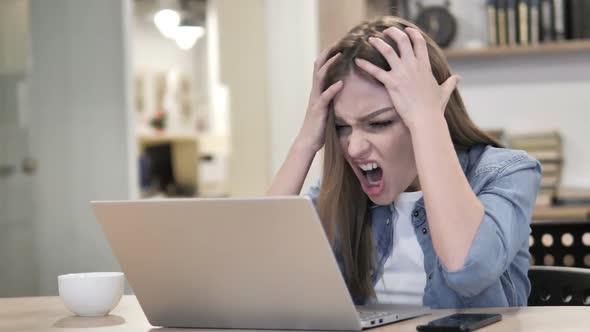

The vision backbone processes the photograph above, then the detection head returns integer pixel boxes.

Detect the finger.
[311,47,341,101]
[405,27,430,70]
[367,37,401,70]
[317,80,344,108]
[440,75,461,110]
[318,52,341,78]
[315,41,340,71]
[354,58,391,85]
[310,51,332,100]
[314,48,331,72]
[383,26,415,60]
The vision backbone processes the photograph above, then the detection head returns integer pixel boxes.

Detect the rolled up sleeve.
[441,155,542,298]
[303,179,321,208]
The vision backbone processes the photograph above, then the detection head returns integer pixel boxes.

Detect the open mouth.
[359,163,383,186]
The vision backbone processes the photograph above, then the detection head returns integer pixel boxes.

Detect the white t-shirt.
[374,191,426,306]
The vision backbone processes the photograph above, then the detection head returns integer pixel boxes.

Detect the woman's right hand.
[295,50,344,153]
[266,49,343,196]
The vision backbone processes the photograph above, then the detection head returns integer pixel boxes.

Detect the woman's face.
[333,70,419,205]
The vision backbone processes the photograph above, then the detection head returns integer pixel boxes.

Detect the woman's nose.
[347,132,370,159]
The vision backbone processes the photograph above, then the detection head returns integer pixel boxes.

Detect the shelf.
[532,205,590,224]
[444,40,590,59]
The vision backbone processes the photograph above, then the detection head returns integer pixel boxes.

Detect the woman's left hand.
[354,26,460,131]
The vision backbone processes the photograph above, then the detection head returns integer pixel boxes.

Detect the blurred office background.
[1,0,589,297]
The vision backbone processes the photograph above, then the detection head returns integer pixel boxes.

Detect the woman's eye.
[369,120,393,129]
[335,125,351,135]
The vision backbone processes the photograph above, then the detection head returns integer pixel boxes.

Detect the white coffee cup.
[58,272,124,317]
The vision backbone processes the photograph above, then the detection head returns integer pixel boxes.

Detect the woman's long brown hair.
[317,16,502,303]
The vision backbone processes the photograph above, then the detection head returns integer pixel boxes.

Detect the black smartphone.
[416,313,502,332]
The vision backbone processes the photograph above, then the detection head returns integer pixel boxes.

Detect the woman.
[267,16,541,309]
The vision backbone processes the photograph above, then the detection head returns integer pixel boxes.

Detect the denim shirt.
[305,144,542,309]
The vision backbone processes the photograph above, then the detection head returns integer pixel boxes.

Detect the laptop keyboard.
[359,311,394,321]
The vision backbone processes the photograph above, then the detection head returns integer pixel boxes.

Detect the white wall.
[205,2,229,137]
[210,0,271,196]
[28,0,134,295]
[450,54,590,187]
[0,0,37,297]
[266,0,321,193]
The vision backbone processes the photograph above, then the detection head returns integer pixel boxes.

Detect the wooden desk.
[1,295,589,332]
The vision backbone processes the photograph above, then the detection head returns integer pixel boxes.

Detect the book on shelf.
[540,173,561,188]
[536,188,556,206]
[533,204,590,221]
[488,0,499,46]
[509,132,562,161]
[498,0,508,46]
[507,0,518,46]
[540,0,554,41]
[553,0,566,40]
[568,0,590,39]
[531,0,541,45]
[508,130,563,192]
[527,149,563,162]
[582,2,590,38]
[509,130,561,149]
[540,161,561,175]
[510,138,561,150]
[509,129,561,139]
[518,0,530,45]
[485,0,590,48]
[555,186,590,205]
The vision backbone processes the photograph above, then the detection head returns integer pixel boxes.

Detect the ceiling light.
[174,24,205,50]
[153,9,180,39]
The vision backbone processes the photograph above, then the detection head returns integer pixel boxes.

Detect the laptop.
[91,196,429,330]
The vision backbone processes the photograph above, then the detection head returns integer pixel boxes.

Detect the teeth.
[359,162,379,171]
[368,177,381,185]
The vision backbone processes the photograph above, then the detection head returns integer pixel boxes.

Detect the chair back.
[528,265,590,306]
